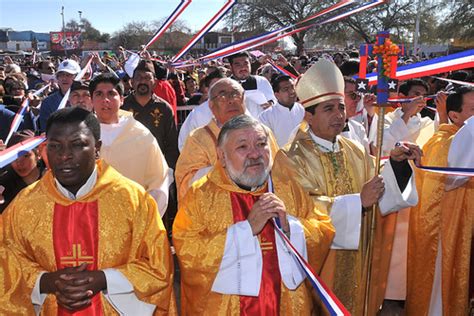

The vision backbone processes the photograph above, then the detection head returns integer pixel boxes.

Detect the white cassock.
[351,108,379,147]
[178,101,213,152]
[382,108,434,156]
[309,131,418,250]
[258,101,305,147]
[236,75,276,118]
[211,215,307,295]
[342,119,370,153]
[99,112,172,217]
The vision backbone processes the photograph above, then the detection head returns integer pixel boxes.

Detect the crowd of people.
[0,46,473,315]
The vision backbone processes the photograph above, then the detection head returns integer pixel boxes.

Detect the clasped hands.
[247,192,289,236]
[40,263,106,311]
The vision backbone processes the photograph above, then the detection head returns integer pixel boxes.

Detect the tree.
[226,0,335,55]
[111,21,152,50]
[437,1,473,41]
[65,18,110,42]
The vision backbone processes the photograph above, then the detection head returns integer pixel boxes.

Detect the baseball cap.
[56,59,81,75]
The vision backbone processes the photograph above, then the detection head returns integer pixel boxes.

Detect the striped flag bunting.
[267,176,350,316]
[172,0,385,66]
[144,0,193,50]
[267,60,298,79]
[4,83,51,145]
[362,49,474,85]
[416,164,474,177]
[0,136,46,168]
[431,76,474,87]
[171,0,237,63]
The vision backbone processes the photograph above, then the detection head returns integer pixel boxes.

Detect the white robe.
[258,101,305,147]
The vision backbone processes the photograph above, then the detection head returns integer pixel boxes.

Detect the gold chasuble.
[2,160,176,315]
[407,124,473,316]
[175,119,279,202]
[173,153,335,315]
[0,244,35,315]
[281,128,396,316]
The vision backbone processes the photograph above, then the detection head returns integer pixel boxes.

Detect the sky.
[0,0,228,34]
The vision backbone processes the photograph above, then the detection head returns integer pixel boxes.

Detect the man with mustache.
[228,51,276,118]
[122,60,179,170]
[173,114,335,315]
[282,59,422,315]
[175,78,278,202]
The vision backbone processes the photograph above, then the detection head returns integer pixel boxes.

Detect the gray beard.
[225,156,271,189]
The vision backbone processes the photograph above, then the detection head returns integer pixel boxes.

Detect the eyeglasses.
[212,91,242,101]
[345,91,362,101]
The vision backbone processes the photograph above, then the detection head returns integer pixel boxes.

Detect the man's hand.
[390,142,423,165]
[401,96,426,123]
[435,91,448,124]
[276,54,289,67]
[363,93,377,117]
[40,263,107,311]
[248,192,289,235]
[260,102,272,110]
[361,175,385,208]
[55,269,106,311]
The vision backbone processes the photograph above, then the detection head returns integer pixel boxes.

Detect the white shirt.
[241,75,276,118]
[383,108,434,156]
[259,101,305,147]
[446,116,474,190]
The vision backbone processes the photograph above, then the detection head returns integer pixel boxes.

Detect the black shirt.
[122,94,179,169]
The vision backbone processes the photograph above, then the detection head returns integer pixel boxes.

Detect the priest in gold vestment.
[0,244,35,315]
[2,108,175,315]
[173,115,335,315]
[407,87,474,315]
[175,78,278,202]
[282,59,421,315]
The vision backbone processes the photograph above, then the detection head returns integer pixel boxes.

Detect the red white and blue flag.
[0,136,46,168]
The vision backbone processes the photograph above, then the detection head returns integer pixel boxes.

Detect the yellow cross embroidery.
[60,244,94,267]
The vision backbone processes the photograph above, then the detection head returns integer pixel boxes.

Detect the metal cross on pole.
[357,31,403,316]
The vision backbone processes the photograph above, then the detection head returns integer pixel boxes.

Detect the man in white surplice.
[258,75,305,148]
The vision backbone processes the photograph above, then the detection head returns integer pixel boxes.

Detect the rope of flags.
[144,0,193,50]
[267,60,298,79]
[172,0,386,66]
[431,76,474,87]
[171,0,237,63]
[416,164,474,177]
[267,176,350,316]
[362,49,474,85]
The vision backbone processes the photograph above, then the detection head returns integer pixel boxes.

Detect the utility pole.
[413,0,423,57]
[61,6,68,57]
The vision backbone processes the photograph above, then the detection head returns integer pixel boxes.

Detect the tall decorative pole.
[358,31,401,316]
